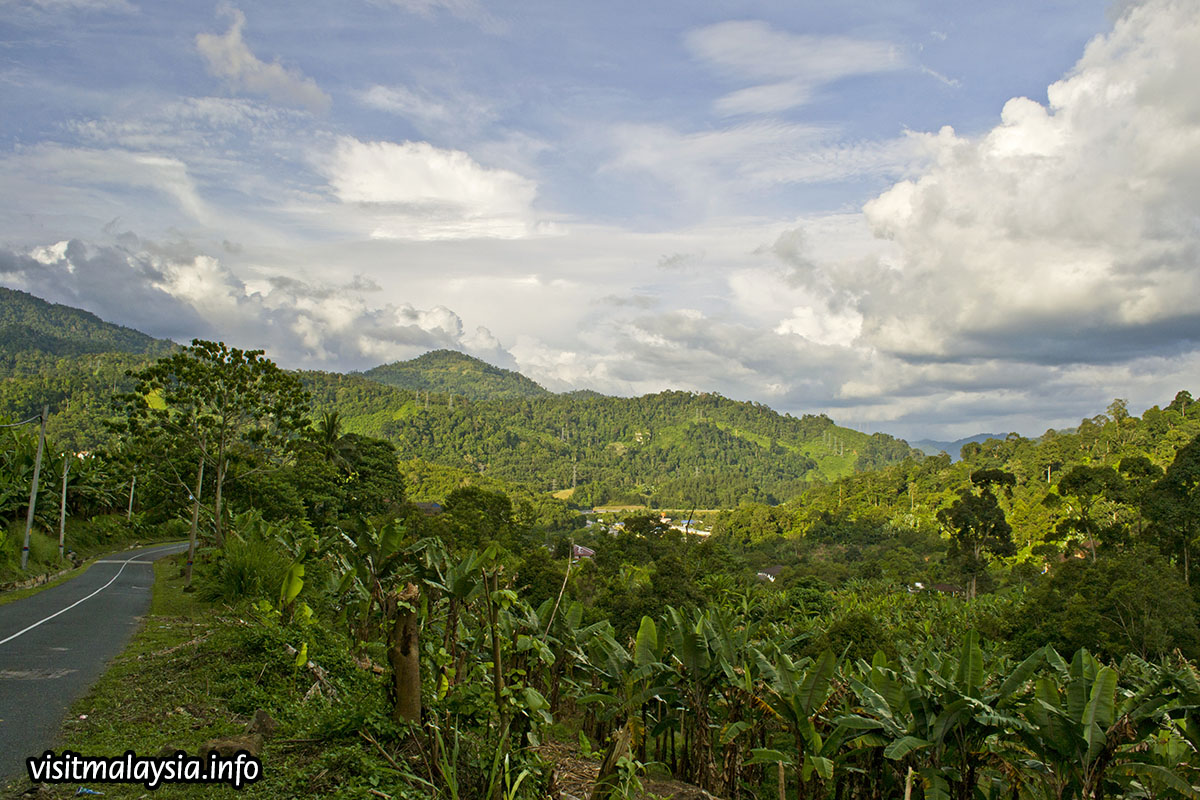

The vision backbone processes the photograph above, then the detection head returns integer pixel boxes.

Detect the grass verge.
[2,555,387,799]
[0,562,90,607]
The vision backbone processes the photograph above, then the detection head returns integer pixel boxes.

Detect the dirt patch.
[539,740,723,800]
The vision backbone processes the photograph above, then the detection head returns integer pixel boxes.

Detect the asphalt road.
[0,542,188,781]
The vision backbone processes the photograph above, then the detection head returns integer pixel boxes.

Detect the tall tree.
[937,469,1016,599]
[1144,434,1200,583]
[121,340,310,543]
[1054,465,1127,559]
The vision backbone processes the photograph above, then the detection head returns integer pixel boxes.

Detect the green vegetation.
[303,368,918,508]
[0,287,173,360]
[7,292,1200,798]
[0,287,918,507]
[363,349,550,400]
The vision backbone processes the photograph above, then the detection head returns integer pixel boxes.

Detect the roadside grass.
[4,555,400,799]
[0,516,188,592]
[0,558,90,607]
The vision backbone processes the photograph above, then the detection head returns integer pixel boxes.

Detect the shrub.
[196,536,290,603]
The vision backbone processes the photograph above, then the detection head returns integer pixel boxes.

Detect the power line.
[0,415,43,428]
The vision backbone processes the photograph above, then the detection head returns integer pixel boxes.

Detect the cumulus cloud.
[1,240,213,340]
[685,20,904,115]
[852,0,1200,366]
[196,6,331,113]
[0,238,512,371]
[320,136,542,239]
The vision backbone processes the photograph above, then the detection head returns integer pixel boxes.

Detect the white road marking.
[0,668,77,679]
[0,544,184,647]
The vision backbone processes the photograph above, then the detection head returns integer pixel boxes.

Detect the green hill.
[304,370,922,508]
[0,287,172,361]
[0,288,921,503]
[0,288,179,449]
[362,349,550,400]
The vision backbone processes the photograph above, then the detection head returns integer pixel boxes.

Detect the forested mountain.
[0,287,172,361]
[7,296,1200,800]
[362,349,550,400]
[713,393,1200,607]
[302,370,920,507]
[0,287,919,505]
[0,289,177,450]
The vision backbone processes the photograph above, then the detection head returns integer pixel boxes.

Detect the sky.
[1,0,1198,441]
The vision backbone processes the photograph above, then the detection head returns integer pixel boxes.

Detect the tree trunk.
[127,475,136,520]
[388,583,422,724]
[690,694,715,791]
[484,570,504,722]
[443,599,460,686]
[20,406,48,571]
[186,457,204,587]
[58,457,69,562]
[213,460,226,547]
[591,720,634,800]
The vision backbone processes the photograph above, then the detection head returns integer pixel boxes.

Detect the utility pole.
[127,475,136,521]
[20,406,48,571]
[186,457,204,587]
[58,455,70,562]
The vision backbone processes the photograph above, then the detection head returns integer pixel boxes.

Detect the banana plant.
[761,646,839,799]
[331,517,412,647]
[578,615,667,747]
[536,599,611,715]
[832,632,1045,800]
[428,547,489,689]
[708,612,775,799]
[1016,648,1197,799]
[661,606,729,792]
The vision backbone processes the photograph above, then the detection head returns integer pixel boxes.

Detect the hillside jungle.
[3,295,1200,797]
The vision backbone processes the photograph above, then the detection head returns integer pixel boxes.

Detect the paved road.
[0,542,188,781]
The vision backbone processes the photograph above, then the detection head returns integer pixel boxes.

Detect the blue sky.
[1,0,1197,440]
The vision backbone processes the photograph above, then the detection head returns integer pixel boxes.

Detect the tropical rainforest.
[4,286,1200,800]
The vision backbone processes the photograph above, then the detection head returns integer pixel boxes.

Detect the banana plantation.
[231,505,1200,800]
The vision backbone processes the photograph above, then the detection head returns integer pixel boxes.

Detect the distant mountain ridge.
[909,433,1006,462]
[0,287,923,504]
[362,349,550,400]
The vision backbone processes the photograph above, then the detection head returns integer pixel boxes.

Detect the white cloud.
[853,0,1200,365]
[0,143,212,222]
[359,84,452,123]
[0,237,511,370]
[8,0,133,10]
[358,83,497,133]
[196,6,330,113]
[606,121,932,208]
[374,0,503,31]
[320,136,542,240]
[685,20,904,115]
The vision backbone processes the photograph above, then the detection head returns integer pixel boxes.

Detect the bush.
[196,536,290,603]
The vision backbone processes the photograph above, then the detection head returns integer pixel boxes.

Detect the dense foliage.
[6,291,1200,798]
[302,369,918,508]
[363,349,551,400]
